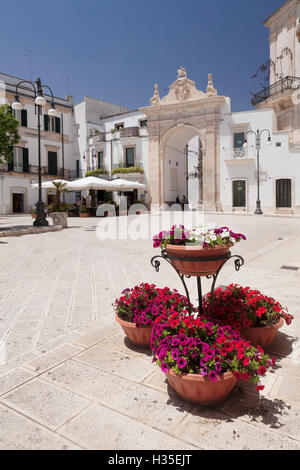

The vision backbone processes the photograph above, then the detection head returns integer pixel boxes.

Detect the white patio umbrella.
[31,179,70,189]
[65,176,114,191]
[108,178,145,191]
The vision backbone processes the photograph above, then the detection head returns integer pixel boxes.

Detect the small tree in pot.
[47,182,69,228]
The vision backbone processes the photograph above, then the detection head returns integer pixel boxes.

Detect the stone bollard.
[49,212,68,229]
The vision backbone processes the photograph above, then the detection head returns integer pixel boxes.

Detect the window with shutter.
[48,152,58,175]
[55,117,61,134]
[7,146,14,171]
[13,109,26,126]
[21,110,27,127]
[233,133,245,149]
[98,152,104,169]
[125,148,135,168]
[22,148,29,173]
[44,114,49,131]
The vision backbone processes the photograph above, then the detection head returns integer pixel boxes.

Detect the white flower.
[229,237,236,243]
[221,231,230,238]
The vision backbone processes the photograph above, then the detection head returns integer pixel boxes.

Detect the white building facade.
[0,73,75,214]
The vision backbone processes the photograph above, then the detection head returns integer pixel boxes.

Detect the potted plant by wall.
[31,205,37,219]
[203,284,294,348]
[79,205,90,217]
[114,283,190,347]
[48,182,69,228]
[153,224,246,277]
[151,311,275,405]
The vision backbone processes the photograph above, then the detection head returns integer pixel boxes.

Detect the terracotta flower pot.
[79,212,90,218]
[165,244,232,277]
[115,314,152,347]
[166,369,237,406]
[241,317,283,349]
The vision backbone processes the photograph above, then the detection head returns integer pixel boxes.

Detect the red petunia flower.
[258,366,267,376]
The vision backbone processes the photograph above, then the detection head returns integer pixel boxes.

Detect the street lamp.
[12,77,57,226]
[243,128,272,215]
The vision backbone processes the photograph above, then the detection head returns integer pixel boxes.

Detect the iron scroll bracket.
[150,250,244,316]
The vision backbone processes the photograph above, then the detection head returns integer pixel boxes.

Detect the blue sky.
[0,0,284,112]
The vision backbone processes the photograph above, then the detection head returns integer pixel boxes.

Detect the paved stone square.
[0,213,300,450]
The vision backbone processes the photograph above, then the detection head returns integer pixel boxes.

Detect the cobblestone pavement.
[0,214,299,450]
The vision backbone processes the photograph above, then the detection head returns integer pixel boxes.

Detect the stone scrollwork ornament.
[206,73,217,97]
[150,84,160,106]
[175,82,190,101]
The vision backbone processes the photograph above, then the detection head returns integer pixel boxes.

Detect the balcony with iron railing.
[251,76,300,106]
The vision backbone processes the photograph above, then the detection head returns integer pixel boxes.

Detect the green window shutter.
[55,117,61,134]
[21,110,27,127]
[7,146,14,171]
[125,148,135,167]
[44,114,49,131]
[22,148,29,172]
[98,152,103,169]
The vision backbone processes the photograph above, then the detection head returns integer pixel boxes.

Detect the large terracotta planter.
[166,369,237,406]
[115,314,152,347]
[241,317,283,348]
[165,244,232,277]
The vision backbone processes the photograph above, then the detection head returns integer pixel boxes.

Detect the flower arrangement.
[151,311,274,391]
[114,283,190,329]
[203,284,294,329]
[153,224,246,251]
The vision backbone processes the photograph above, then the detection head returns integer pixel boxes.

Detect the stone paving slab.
[0,403,82,450]
[58,403,198,451]
[0,378,90,431]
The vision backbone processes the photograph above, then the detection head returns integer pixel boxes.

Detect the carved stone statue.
[206,73,217,97]
[150,83,160,106]
[177,66,187,79]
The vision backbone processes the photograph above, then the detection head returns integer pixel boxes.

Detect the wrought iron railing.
[251,76,300,106]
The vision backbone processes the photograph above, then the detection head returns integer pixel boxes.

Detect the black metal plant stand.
[151,250,244,316]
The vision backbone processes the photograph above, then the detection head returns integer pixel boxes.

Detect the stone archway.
[140,67,226,212]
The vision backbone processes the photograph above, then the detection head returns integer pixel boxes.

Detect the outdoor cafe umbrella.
[31,179,71,189]
[65,176,114,191]
[108,178,145,191]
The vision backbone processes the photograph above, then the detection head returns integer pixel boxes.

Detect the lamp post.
[12,78,58,226]
[243,128,272,215]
